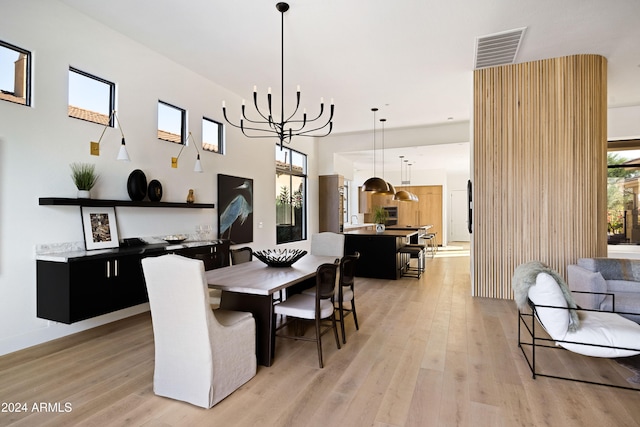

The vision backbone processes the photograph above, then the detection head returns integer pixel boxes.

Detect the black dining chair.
[336,252,360,344]
[273,262,341,368]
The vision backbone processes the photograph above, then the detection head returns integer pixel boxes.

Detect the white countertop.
[36,240,221,262]
[343,223,374,230]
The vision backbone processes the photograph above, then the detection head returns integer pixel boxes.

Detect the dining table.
[205,253,337,366]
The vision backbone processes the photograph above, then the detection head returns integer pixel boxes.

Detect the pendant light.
[394,155,419,202]
[362,108,390,192]
[222,2,334,149]
[376,118,396,195]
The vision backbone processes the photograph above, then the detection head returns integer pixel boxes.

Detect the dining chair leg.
[332,313,341,350]
[338,302,347,344]
[351,300,359,331]
[315,317,324,369]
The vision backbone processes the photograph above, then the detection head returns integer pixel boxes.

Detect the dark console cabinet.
[37,242,229,324]
[37,254,147,324]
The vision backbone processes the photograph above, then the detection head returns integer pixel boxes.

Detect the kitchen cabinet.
[396,186,442,246]
[319,174,345,233]
[358,185,443,245]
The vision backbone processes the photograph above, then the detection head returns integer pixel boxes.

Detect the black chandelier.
[222,2,334,149]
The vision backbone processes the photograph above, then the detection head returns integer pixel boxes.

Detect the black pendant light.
[362,108,390,193]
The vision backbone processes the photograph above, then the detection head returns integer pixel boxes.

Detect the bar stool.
[424,233,437,258]
[398,244,425,278]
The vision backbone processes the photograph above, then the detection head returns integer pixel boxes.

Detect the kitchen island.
[385,225,432,244]
[344,229,418,279]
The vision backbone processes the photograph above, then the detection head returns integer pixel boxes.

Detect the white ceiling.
[59,0,640,172]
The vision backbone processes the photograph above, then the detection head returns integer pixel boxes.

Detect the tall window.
[68,67,115,125]
[276,146,307,244]
[0,40,31,106]
[607,140,640,244]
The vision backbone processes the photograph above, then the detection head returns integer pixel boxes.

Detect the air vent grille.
[474,27,526,69]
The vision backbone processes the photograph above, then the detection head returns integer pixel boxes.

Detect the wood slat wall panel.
[472,54,608,299]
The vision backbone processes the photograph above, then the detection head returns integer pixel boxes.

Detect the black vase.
[127,169,147,201]
[148,180,163,202]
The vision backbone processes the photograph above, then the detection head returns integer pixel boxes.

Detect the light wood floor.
[1,247,639,427]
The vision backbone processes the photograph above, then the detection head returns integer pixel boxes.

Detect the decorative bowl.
[253,249,307,267]
[163,234,187,244]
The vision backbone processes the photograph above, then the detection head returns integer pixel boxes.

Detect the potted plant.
[372,206,388,233]
[70,162,98,198]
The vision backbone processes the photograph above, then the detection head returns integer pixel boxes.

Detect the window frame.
[607,138,640,244]
[202,116,224,154]
[0,39,32,106]
[157,100,186,145]
[68,66,116,126]
[276,145,308,244]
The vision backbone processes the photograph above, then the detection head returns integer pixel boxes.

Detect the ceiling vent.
[474,27,526,69]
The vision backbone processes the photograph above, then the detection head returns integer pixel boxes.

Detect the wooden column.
[472,54,607,298]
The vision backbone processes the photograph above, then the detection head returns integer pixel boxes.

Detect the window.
[158,101,185,144]
[0,40,31,106]
[68,67,115,125]
[202,117,224,154]
[276,146,307,244]
[607,139,640,244]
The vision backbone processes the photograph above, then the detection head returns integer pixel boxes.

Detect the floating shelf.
[39,197,214,209]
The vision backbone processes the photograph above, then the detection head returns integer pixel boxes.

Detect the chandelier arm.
[247,92,272,123]
[295,121,333,137]
[310,103,334,123]
[222,107,246,130]
[240,123,277,135]
[283,91,302,122]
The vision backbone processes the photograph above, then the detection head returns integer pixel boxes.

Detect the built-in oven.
[383,206,398,226]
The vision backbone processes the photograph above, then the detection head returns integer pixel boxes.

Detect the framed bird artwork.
[218,174,253,244]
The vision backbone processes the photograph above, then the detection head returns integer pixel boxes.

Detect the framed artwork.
[218,174,253,244]
[81,207,120,250]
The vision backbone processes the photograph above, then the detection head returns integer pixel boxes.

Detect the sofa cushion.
[567,265,607,309]
[605,279,640,293]
[600,292,640,323]
[577,258,640,281]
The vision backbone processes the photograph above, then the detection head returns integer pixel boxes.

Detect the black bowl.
[253,249,307,268]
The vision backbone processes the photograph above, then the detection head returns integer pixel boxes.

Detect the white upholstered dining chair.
[141,254,256,408]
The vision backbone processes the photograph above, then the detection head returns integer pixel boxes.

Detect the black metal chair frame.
[398,245,425,278]
[518,292,640,392]
[336,252,360,344]
[275,262,341,368]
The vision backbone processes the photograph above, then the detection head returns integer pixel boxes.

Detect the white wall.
[0,0,317,355]
[609,105,640,140]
